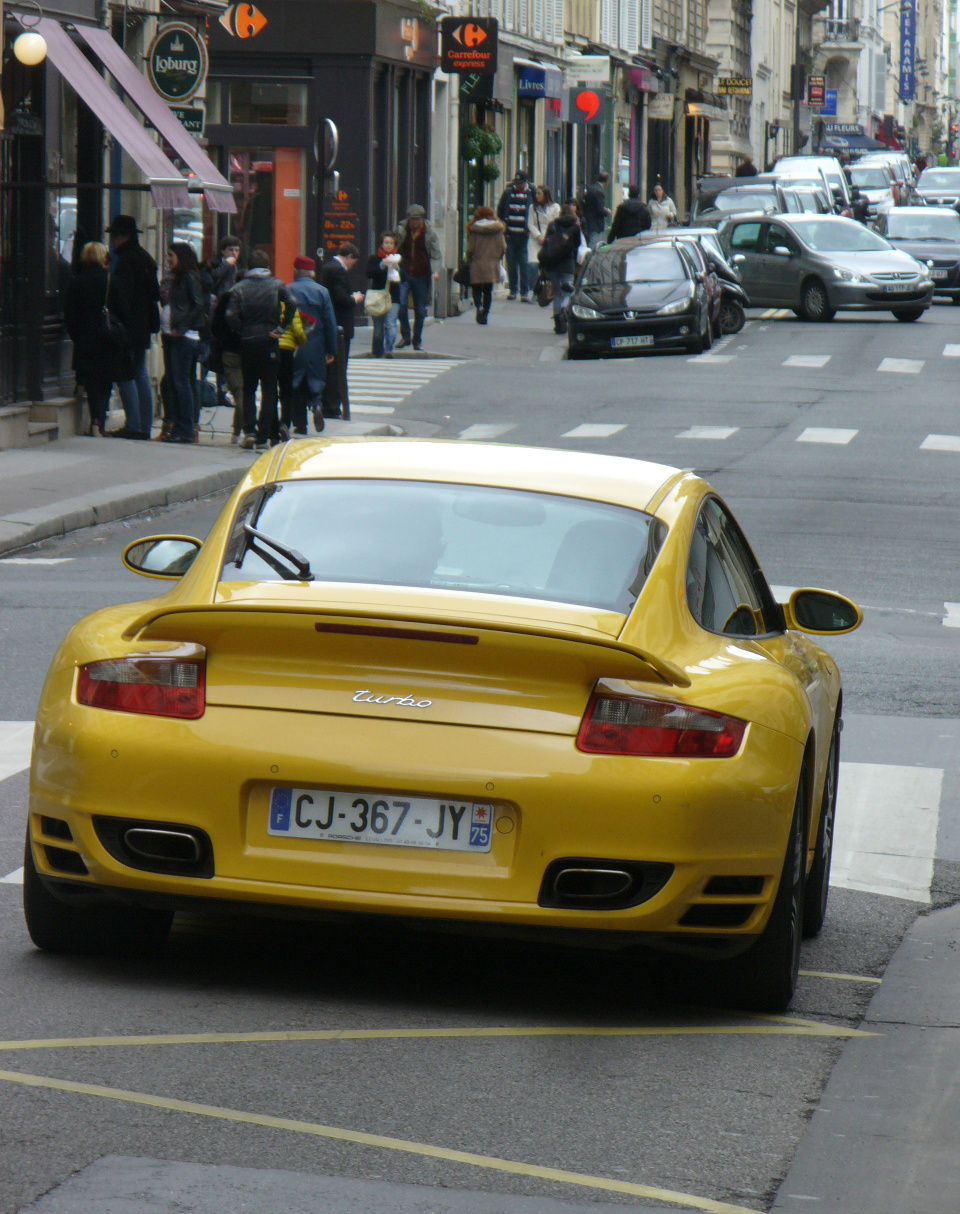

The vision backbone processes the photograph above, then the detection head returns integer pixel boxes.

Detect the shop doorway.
[227,147,306,282]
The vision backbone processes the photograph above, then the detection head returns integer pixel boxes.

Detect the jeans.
[116,346,154,435]
[505,233,529,297]
[383,302,400,353]
[240,338,280,443]
[398,274,430,346]
[165,336,198,441]
[221,350,244,434]
[278,347,298,430]
[547,271,575,317]
[472,284,493,316]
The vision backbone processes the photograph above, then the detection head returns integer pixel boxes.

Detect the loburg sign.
[147,23,208,104]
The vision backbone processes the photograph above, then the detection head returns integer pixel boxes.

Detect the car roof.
[256,438,684,514]
[886,205,958,215]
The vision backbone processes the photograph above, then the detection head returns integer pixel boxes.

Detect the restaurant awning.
[821,133,887,150]
[76,26,236,213]
[24,18,190,211]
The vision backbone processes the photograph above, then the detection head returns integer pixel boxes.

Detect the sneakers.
[395,336,409,350]
[521,295,534,304]
[230,432,240,445]
[412,342,422,352]
[254,443,269,453]
[507,293,517,301]
[239,434,256,450]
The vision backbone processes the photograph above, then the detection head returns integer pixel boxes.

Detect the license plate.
[268,788,493,852]
[931,270,949,280]
[884,283,914,293]
[611,334,654,348]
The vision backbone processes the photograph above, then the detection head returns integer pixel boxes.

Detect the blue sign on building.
[821,89,838,117]
[517,66,546,97]
[899,0,916,102]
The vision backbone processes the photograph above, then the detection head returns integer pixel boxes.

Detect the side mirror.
[782,588,862,635]
[772,245,793,257]
[731,252,746,263]
[122,535,202,580]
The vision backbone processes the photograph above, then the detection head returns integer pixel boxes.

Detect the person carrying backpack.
[537,203,582,334]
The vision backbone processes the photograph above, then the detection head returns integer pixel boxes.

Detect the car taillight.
[577,693,746,758]
[76,657,205,719]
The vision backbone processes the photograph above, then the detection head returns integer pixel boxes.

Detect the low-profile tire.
[803,717,839,939]
[799,278,836,322]
[726,769,807,1012]
[22,832,172,956]
[718,299,745,334]
[892,307,925,322]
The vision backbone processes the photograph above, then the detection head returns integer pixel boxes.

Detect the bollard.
[336,326,350,422]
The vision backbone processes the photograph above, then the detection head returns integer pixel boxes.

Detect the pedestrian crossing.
[0,719,945,903]
[677,344,960,375]
[346,359,461,414]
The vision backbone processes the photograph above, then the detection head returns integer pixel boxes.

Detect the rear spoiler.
[125,602,692,689]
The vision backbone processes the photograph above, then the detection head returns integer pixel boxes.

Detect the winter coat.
[607,198,652,241]
[208,255,239,300]
[538,214,582,275]
[278,308,307,352]
[649,196,678,231]
[286,276,338,396]
[366,252,401,302]
[168,270,205,336]
[110,237,160,352]
[497,182,535,237]
[394,218,442,274]
[582,180,609,233]
[63,263,131,384]
[225,268,296,343]
[320,257,359,340]
[465,218,507,285]
[527,202,561,264]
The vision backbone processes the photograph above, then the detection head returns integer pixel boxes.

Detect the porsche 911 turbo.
[23,439,861,1010]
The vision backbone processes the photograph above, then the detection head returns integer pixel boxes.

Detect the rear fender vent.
[702,876,764,896]
[44,846,88,876]
[679,904,755,928]
[538,858,673,911]
[93,817,214,879]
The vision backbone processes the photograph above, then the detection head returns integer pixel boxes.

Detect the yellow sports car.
[23,439,860,1010]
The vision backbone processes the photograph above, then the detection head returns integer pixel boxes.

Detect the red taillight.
[76,657,205,719]
[577,693,746,758]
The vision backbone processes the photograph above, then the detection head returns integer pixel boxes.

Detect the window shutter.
[504,0,516,29]
[518,0,528,35]
[553,0,565,41]
[600,0,612,45]
[640,0,653,48]
[490,0,503,21]
[620,0,639,51]
[534,0,545,39]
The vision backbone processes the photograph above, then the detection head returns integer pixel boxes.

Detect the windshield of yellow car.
[221,480,666,613]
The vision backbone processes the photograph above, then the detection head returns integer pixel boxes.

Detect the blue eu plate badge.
[470,803,492,848]
[270,788,292,832]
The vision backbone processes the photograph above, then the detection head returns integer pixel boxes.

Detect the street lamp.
[13,0,47,65]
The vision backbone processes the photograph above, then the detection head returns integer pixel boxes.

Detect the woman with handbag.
[465,206,506,326]
[537,203,582,334]
[365,234,402,357]
[162,243,205,444]
[527,186,560,294]
[64,242,133,436]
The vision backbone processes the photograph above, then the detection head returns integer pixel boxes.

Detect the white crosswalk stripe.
[458,424,517,441]
[0,721,32,782]
[944,603,960,629]
[346,360,460,405]
[686,354,735,365]
[943,344,960,357]
[561,424,626,438]
[1,869,22,885]
[0,558,73,566]
[783,354,831,368]
[796,427,858,445]
[349,404,395,415]
[878,357,924,374]
[920,434,960,452]
[676,425,739,440]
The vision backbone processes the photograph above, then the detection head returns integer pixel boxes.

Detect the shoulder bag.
[364,286,392,317]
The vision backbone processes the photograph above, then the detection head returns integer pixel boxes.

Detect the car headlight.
[571,304,602,319]
[831,267,869,284]
[657,295,693,315]
[919,263,932,279]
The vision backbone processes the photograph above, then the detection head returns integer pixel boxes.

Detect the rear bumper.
[29,702,804,941]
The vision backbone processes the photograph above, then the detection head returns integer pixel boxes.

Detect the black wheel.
[700,312,714,352]
[952,296,960,306]
[727,769,807,1012]
[803,718,839,938]
[799,279,836,322]
[892,307,925,321]
[23,831,172,956]
[718,299,745,334]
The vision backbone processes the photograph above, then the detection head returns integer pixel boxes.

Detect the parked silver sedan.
[717,213,933,322]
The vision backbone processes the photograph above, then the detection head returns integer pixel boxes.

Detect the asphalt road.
[0,304,957,1213]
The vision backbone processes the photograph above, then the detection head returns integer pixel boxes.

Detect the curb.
[0,422,397,558]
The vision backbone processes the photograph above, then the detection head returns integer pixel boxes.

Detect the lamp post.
[12,0,47,64]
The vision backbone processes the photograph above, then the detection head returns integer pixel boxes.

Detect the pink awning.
[25,18,190,211]
[77,26,236,214]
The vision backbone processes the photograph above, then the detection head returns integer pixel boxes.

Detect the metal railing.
[821,17,861,42]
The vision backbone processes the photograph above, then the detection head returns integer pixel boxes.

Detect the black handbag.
[452,257,472,287]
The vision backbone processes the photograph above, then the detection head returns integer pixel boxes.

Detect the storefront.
[205,0,436,281]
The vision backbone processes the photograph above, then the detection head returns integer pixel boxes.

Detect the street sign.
[440,17,498,75]
[170,106,204,135]
[807,75,825,107]
[899,0,916,101]
[147,23,207,103]
[717,76,752,97]
[568,88,604,125]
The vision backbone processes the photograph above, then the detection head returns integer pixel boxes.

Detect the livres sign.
[148,23,207,103]
[440,18,498,75]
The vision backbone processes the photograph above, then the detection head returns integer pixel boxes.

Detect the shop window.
[228,147,306,282]
[214,81,308,126]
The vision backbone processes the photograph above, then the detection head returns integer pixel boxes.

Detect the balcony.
[820,17,862,44]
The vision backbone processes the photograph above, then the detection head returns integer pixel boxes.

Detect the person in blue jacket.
[285,255,338,434]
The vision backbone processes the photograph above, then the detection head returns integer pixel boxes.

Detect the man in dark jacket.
[108,214,160,439]
[607,185,651,241]
[225,250,295,450]
[206,236,243,437]
[734,158,758,177]
[582,172,611,247]
[497,170,535,300]
[320,242,364,418]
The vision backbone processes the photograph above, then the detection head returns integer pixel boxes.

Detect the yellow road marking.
[799,969,882,985]
[0,1020,875,1053]
[0,1067,762,1214]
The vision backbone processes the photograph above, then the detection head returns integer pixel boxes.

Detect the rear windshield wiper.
[242,523,313,581]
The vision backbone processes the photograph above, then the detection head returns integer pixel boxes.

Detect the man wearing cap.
[497,171,535,301]
[394,205,441,350]
[286,256,338,435]
[107,214,161,438]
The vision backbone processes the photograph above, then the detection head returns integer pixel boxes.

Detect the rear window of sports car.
[220,479,666,613]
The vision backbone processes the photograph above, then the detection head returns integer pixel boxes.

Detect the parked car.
[718,213,933,321]
[913,167,960,206]
[773,156,853,212]
[779,187,833,215]
[874,206,960,303]
[691,178,786,227]
[844,164,897,218]
[856,151,916,197]
[567,239,714,357]
[640,228,740,333]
